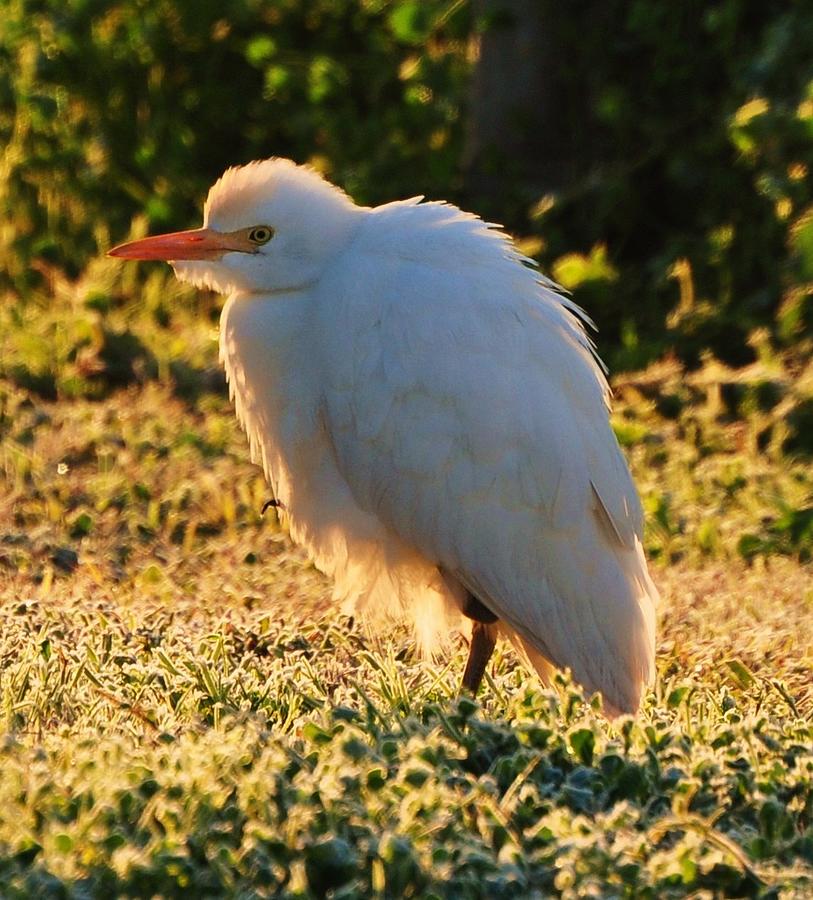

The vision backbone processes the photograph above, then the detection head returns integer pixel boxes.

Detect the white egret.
[110,158,658,715]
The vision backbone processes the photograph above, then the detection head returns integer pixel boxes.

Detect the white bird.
[110,158,658,715]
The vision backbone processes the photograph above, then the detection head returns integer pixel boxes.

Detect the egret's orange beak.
[109,227,252,261]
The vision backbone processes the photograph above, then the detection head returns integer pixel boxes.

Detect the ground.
[0,261,810,897]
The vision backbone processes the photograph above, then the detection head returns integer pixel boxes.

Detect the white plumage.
[110,158,658,715]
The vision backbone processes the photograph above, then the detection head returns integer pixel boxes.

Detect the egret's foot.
[461,621,497,694]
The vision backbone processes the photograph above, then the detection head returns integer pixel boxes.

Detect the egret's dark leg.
[460,592,499,694]
[462,622,498,694]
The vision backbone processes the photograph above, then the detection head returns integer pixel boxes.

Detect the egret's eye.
[248,226,274,245]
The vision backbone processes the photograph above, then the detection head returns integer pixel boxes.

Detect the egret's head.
[109,158,363,294]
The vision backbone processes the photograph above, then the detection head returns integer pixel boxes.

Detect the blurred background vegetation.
[1,0,812,365]
[1,0,812,475]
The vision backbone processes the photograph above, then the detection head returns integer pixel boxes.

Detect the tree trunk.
[464,0,574,219]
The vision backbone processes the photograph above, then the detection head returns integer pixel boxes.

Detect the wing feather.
[315,200,657,713]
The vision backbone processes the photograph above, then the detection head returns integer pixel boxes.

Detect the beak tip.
[108,244,137,259]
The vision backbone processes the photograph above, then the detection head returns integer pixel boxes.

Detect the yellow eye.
[248,226,274,245]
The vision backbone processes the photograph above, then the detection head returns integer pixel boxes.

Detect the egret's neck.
[219,290,319,498]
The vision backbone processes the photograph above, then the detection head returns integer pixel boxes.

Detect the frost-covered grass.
[0,262,811,897]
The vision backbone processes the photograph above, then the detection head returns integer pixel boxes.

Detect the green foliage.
[1,1,812,373]
[1,6,812,894]
[0,0,469,287]
[738,504,813,563]
[613,353,813,565]
[521,2,813,370]
[0,602,810,898]
[0,264,810,894]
